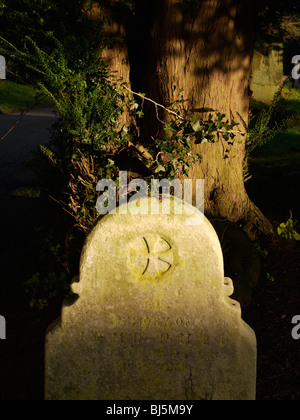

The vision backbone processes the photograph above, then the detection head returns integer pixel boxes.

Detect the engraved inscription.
[98,331,209,346]
[127,234,175,281]
[105,314,192,329]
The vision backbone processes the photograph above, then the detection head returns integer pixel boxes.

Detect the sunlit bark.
[144,0,272,237]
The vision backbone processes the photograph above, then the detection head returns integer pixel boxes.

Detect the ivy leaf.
[192,120,202,132]
[294,232,300,241]
[223,132,229,142]
[186,136,192,148]
[130,102,139,111]
[105,159,115,168]
[171,159,178,171]
[155,165,166,173]
[164,122,176,134]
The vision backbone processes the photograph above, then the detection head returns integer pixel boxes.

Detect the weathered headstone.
[250,35,283,104]
[45,196,257,400]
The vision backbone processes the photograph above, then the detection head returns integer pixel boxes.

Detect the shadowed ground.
[0,108,299,400]
[0,109,60,400]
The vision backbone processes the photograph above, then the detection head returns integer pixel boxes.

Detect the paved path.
[0,108,57,192]
[0,108,59,400]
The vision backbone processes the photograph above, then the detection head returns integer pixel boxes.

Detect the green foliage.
[24,271,71,309]
[0,0,106,82]
[0,0,245,307]
[1,17,129,230]
[22,220,85,308]
[266,272,275,282]
[1,20,244,231]
[0,0,123,305]
[247,86,296,157]
[255,244,269,259]
[12,187,42,198]
[144,107,241,179]
[256,0,300,42]
[277,211,300,241]
[281,87,300,114]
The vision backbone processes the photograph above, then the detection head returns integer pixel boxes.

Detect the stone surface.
[250,37,283,104]
[45,196,257,400]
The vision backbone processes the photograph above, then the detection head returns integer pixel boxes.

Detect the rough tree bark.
[85,1,132,126]
[140,0,272,238]
[87,0,272,238]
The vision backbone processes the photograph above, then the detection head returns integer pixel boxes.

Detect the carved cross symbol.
[128,234,174,279]
[141,236,173,276]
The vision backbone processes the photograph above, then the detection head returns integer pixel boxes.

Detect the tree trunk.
[85,1,132,126]
[86,0,272,238]
[142,0,272,238]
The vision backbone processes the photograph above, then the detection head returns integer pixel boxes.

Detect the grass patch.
[250,87,300,160]
[281,86,300,113]
[0,80,54,113]
[246,87,300,220]
[252,130,300,159]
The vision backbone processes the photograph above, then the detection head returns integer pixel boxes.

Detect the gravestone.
[45,196,257,400]
[250,35,283,104]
